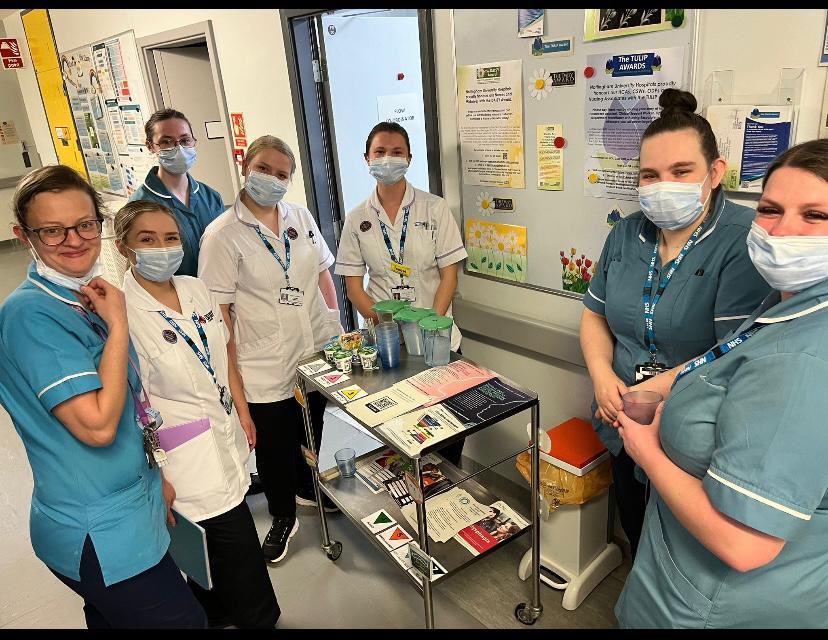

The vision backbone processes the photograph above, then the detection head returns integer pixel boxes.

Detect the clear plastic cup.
[334,448,356,477]
[375,322,401,369]
[621,391,663,425]
[419,315,454,367]
[393,307,436,357]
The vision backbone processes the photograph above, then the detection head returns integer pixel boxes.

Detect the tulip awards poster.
[583,46,685,201]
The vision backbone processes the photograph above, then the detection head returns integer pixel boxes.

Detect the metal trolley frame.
[295,350,543,628]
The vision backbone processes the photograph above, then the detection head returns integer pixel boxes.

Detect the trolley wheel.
[515,603,540,625]
[326,541,343,561]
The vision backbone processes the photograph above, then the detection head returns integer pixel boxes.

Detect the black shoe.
[296,485,339,513]
[246,473,264,496]
[262,516,299,564]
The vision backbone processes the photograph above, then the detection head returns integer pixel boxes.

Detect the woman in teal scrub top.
[0,165,206,628]
[580,89,771,558]
[615,139,828,628]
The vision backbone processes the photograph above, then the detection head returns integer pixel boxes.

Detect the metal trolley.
[295,350,544,628]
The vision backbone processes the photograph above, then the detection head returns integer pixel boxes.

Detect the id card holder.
[279,287,304,307]
[219,385,233,415]
[392,285,416,302]
[390,262,412,278]
[634,362,668,382]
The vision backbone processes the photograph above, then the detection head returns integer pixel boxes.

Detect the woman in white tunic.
[116,200,279,628]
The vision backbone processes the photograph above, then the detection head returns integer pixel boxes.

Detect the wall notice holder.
[702,68,805,110]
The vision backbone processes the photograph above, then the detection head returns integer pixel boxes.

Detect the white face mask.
[29,244,102,291]
[368,156,409,185]
[747,221,828,293]
[130,245,184,282]
[638,173,712,230]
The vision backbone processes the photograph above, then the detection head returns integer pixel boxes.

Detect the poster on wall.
[583,46,685,201]
[518,10,544,38]
[583,9,686,41]
[457,59,525,189]
[705,104,794,193]
[465,220,527,283]
[537,124,563,191]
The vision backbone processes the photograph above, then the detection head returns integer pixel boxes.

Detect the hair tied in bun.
[659,88,697,115]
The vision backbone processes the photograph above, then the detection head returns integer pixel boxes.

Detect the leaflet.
[400,487,491,543]
[454,500,529,556]
[375,404,468,457]
[398,361,496,404]
[442,378,534,428]
[346,383,430,428]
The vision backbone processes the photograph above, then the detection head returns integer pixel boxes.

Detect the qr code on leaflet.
[367,396,397,413]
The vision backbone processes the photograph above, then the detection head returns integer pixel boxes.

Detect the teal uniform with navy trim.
[616,279,828,627]
[0,264,169,586]
[582,191,771,457]
[129,166,225,276]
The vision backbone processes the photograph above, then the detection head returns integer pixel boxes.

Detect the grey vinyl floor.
[0,242,628,629]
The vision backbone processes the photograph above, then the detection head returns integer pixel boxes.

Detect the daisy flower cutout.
[528,68,552,100]
[467,221,485,247]
[476,191,494,215]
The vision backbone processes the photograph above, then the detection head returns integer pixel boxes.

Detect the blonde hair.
[244,135,296,176]
[115,200,181,242]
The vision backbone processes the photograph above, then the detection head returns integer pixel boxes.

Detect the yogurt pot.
[358,346,378,370]
[334,351,352,373]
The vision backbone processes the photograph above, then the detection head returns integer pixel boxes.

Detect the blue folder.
[166,509,212,590]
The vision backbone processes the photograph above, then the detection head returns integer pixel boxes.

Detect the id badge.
[392,285,416,302]
[390,262,412,278]
[279,287,304,307]
[219,385,233,415]
[634,362,668,382]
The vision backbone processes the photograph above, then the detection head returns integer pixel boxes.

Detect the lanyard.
[378,205,411,266]
[158,310,219,389]
[643,222,704,362]
[73,304,152,427]
[254,226,291,285]
[674,324,764,383]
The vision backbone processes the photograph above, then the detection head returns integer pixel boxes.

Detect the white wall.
[2,8,308,207]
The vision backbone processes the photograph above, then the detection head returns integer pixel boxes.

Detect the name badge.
[392,285,416,302]
[390,262,412,278]
[279,287,304,307]
[634,362,668,382]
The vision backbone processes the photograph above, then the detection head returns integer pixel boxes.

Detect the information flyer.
[705,104,793,193]
[457,59,525,188]
[583,46,685,201]
[537,123,563,190]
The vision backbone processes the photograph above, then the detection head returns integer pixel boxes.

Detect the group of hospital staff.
[0,86,826,629]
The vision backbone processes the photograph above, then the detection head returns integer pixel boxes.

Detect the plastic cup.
[419,315,454,367]
[335,448,356,477]
[334,351,352,373]
[375,322,401,369]
[621,391,663,425]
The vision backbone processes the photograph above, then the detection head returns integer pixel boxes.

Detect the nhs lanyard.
[158,311,218,389]
[254,226,292,286]
[675,324,764,383]
[643,222,704,362]
[73,304,152,427]
[378,205,411,267]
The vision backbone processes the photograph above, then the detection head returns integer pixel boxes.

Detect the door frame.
[136,20,240,193]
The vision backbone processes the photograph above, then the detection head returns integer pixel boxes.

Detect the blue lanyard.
[674,324,764,383]
[378,205,411,266]
[643,222,704,362]
[254,226,291,285]
[158,311,218,388]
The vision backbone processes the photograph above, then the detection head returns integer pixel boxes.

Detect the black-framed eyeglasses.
[25,218,103,246]
[154,136,197,151]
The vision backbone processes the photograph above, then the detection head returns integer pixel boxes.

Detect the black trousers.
[610,447,648,560]
[51,535,207,629]
[187,500,280,628]
[248,391,327,520]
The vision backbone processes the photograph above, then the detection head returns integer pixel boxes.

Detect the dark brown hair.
[641,88,720,167]
[12,164,103,227]
[144,108,194,144]
[364,121,411,157]
[763,139,828,188]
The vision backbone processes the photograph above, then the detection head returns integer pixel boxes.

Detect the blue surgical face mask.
[368,156,409,185]
[638,173,712,230]
[747,222,828,293]
[29,245,103,291]
[245,171,289,207]
[157,145,197,175]
[130,245,184,282]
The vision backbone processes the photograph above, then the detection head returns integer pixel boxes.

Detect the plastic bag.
[515,452,612,512]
